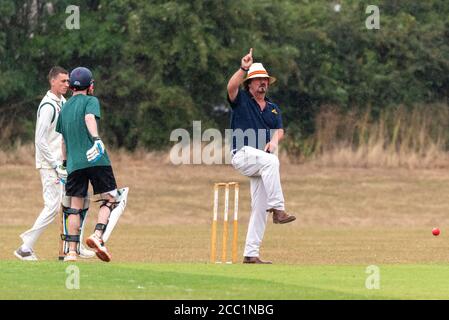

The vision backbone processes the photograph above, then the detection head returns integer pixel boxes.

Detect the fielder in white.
[14,66,94,261]
[227,49,296,264]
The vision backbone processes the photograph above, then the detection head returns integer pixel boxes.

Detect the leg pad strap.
[96,199,120,213]
[61,234,80,242]
[95,223,107,231]
[63,207,84,215]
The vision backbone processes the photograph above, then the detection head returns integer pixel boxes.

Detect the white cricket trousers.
[231,146,285,257]
[20,169,62,249]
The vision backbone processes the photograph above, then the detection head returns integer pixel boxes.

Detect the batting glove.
[55,161,68,185]
[86,137,105,163]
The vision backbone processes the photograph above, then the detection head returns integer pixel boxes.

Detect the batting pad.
[61,196,90,254]
[102,187,129,242]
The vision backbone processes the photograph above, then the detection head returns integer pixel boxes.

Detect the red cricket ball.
[432,228,440,236]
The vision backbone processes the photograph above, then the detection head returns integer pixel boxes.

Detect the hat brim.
[243,75,276,85]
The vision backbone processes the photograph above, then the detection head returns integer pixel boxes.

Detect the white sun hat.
[243,63,276,85]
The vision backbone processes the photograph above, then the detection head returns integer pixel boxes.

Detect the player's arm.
[264,129,284,153]
[55,138,68,184]
[36,104,59,168]
[61,138,66,162]
[85,114,99,138]
[85,113,105,163]
[265,108,285,153]
[227,48,253,102]
[273,129,285,144]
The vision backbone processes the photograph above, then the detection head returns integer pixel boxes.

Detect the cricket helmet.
[69,67,94,89]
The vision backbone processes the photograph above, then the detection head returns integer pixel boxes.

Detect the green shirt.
[56,94,111,174]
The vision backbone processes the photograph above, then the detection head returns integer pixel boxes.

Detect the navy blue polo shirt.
[228,89,283,151]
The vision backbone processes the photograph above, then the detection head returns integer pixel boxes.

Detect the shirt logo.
[271,109,278,115]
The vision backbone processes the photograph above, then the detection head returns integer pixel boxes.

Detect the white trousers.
[20,169,62,249]
[231,146,285,257]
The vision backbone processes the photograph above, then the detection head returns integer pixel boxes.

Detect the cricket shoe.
[14,247,38,261]
[79,244,96,259]
[86,234,111,262]
[63,251,78,262]
[243,256,272,264]
[267,208,296,224]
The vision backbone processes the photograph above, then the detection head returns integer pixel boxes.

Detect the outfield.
[2,155,449,299]
[2,261,449,299]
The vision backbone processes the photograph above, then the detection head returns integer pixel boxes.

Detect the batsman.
[56,67,128,262]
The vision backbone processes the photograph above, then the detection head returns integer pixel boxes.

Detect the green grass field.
[2,261,449,300]
[3,160,449,300]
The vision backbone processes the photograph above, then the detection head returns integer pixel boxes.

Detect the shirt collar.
[46,91,65,105]
[247,90,270,102]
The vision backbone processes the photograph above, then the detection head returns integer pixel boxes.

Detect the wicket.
[210,182,239,264]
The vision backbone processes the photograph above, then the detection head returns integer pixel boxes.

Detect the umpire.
[227,49,296,264]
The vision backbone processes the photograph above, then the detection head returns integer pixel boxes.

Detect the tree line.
[1,0,448,155]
